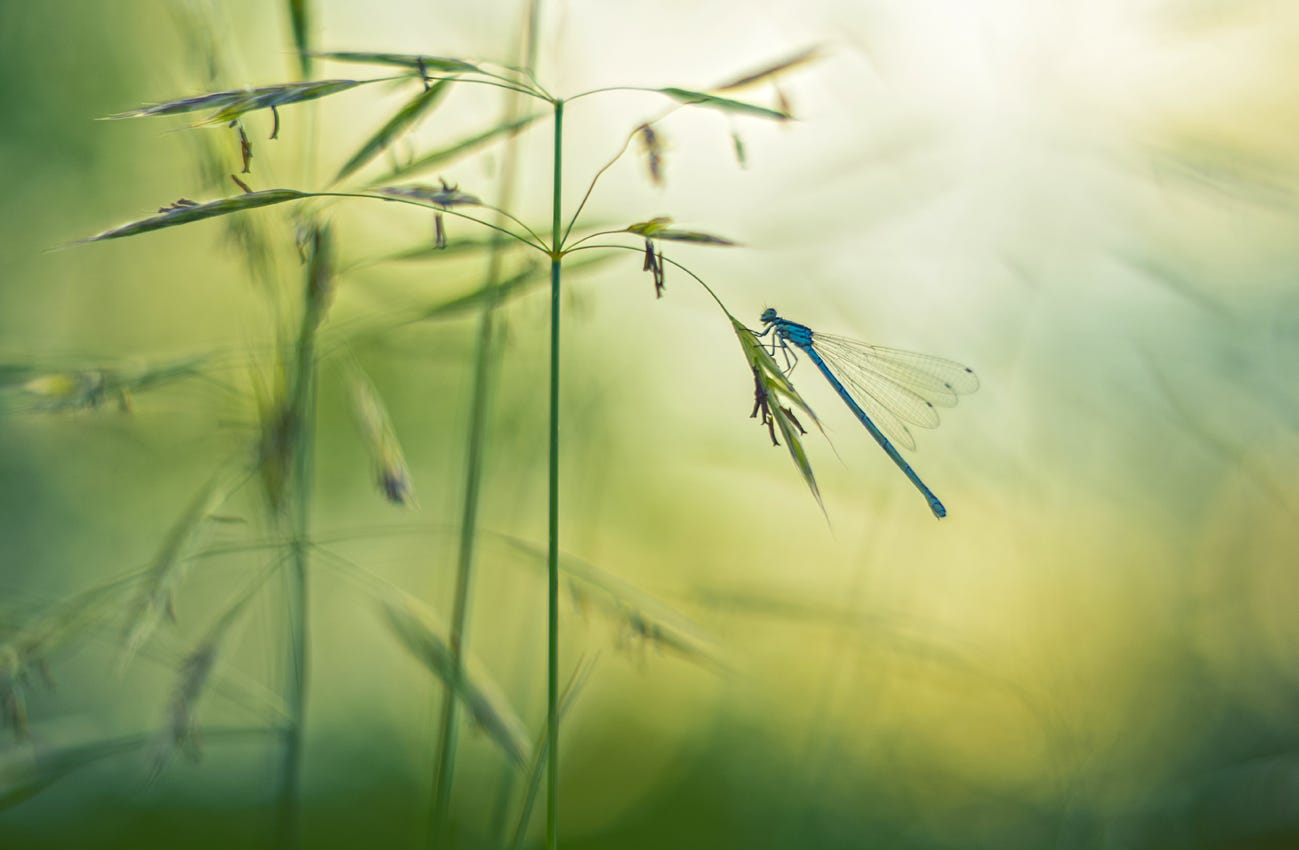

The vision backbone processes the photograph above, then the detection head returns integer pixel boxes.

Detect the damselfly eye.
[760,308,777,324]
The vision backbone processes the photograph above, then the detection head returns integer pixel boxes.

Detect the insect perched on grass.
[755,308,978,518]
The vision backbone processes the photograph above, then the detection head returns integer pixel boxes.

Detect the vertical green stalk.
[426,146,504,850]
[280,479,311,850]
[428,6,543,847]
[277,225,329,850]
[488,6,547,838]
[427,316,493,849]
[546,97,564,850]
[278,11,318,847]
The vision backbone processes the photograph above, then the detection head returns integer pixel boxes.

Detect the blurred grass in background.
[3,0,1299,848]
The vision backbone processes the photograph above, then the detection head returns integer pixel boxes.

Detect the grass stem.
[546,96,564,850]
[427,8,540,842]
[275,223,329,850]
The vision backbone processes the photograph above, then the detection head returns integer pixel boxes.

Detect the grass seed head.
[348,367,416,507]
[636,123,666,187]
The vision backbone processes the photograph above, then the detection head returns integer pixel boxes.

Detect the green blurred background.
[3,0,1299,848]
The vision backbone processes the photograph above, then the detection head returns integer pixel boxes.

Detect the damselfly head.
[759,308,777,325]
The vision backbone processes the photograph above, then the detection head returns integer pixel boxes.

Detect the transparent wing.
[811,332,978,451]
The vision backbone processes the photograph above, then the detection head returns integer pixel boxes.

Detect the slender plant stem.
[308,192,549,255]
[487,2,547,840]
[278,14,322,835]
[564,84,669,103]
[279,539,308,847]
[565,243,732,313]
[423,72,543,99]
[279,344,316,850]
[428,4,541,843]
[561,129,640,244]
[510,656,596,850]
[276,217,329,850]
[561,102,688,244]
[546,97,564,850]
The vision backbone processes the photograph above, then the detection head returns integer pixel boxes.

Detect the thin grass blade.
[657,87,790,121]
[377,235,529,264]
[334,80,453,183]
[380,597,530,767]
[712,46,824,93]
[287,0,312,78]
[0,737,143,810]
[371,113,544,184]
[414,253,615,322]
[508,655,598,850]
[494,536,727,673]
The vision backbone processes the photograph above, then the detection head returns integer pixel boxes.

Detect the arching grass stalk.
[547,95,564,850]
[429,4,544,845]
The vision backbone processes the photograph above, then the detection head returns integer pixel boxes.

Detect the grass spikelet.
[257,221,333,513]
[731,131,747,168]
[346,364,416,506]
[380,597,530,767]
[0,656,29,741]
[636,123,665,187]
[302,221,336,324]
[730,317,824,509]
[640,240,665,297]
[625,218,737,245]
[79,190,308,243]
[2,355,208,415]
[121,471,233,666]
[379,180,481,208]
[0,583,125,739]
[254,376,295,514]
[104,79,376,125]
[238,124,254,174]
[151,582,259,777]
[155,635,219,770]
[15,371,107,412]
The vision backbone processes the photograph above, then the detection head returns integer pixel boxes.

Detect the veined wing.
[812,333,980,400]
[811,333,978,451]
